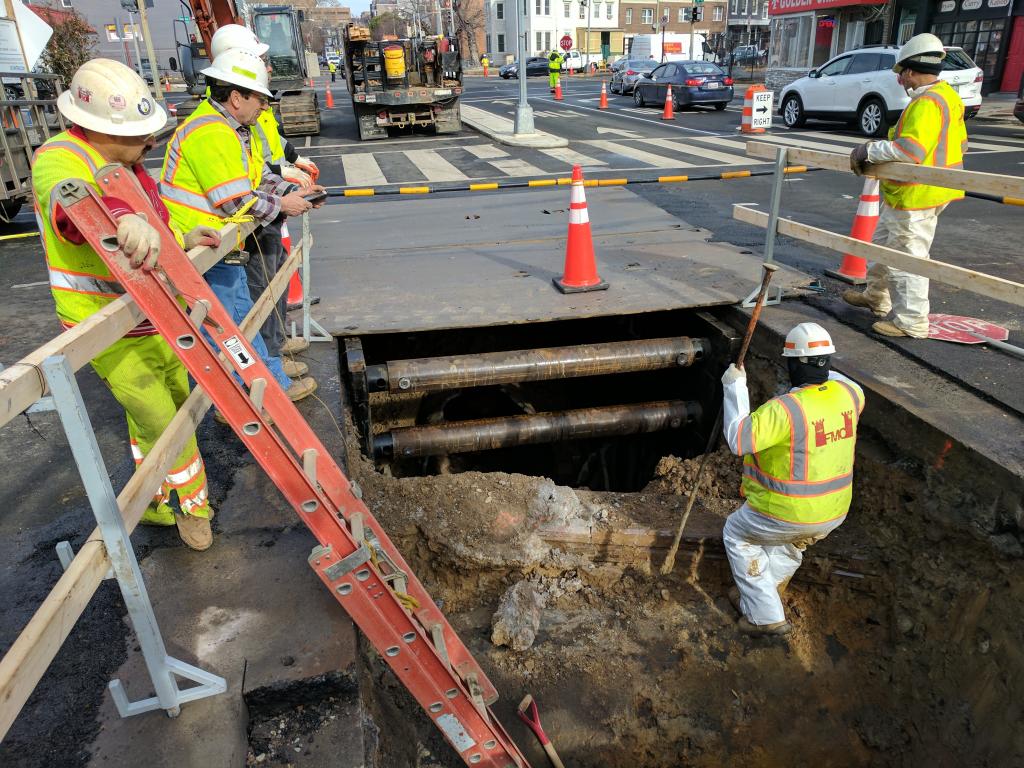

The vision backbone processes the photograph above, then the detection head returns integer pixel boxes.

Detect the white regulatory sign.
[751,90,773,130]
[222,335,256,370]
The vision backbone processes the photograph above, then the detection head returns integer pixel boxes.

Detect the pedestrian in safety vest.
[32,59,219,550]
[721,323,865,636]
[328,60,337,82]
[160,48,322,407]
[209,25,322,369]
[845,33,967,339]
[548,51,564,92]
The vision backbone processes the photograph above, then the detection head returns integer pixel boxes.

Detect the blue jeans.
[203,261,292,391]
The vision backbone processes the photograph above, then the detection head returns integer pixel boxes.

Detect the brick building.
[619,0,729,57]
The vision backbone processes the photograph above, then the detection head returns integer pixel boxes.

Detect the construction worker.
[209,25,321,365]
[32,59,218,550]
[845,33,967,339]
[328,59,337,83]
[160,48,320,404]
[548,50,564,92]
[720,323,865,636]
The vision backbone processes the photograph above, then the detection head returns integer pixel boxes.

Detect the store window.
[932,19,1005,79]
[769,13,814,68]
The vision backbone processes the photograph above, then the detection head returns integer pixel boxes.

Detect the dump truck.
[343,25,462,141]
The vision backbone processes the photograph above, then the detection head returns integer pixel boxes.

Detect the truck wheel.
[0,199,23,222]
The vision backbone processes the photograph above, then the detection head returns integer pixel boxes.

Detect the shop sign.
[939,0,955,11]
[768,0,885,16]
[987,0,1009,7]
[961,0,982,9]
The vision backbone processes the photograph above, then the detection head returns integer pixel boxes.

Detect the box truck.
[628,33,707,63]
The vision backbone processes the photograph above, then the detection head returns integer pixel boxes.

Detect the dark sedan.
[500,57,550,79]
[633,61,734,111]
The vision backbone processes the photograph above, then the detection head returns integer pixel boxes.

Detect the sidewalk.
[461,103,568,148]
[974,91,1021,124]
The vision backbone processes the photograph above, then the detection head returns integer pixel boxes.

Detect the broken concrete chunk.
[529,480,585,527]
[490,581,545,651]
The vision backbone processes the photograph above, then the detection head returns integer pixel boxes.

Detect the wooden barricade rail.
[0,218,313,741]
[736,141,1024,308]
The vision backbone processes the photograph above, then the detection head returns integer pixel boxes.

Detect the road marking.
[12,280,48,289]
[304,136,311,148]
[532,97,721,135]
[583,140,685,167]
[539,147,608,166]
[737,132,859,153]
[341,153,388,186]
[463,144,510,160]
[405,149,469,181]
[643,137,757,166]
[596,126,643,138]
[486,157,548,176]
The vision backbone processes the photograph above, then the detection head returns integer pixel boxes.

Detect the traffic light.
[693,6,703,21]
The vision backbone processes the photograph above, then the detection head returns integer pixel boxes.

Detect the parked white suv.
[778,45,983,137]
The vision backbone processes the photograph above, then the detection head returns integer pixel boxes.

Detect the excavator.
[173,0,320,135]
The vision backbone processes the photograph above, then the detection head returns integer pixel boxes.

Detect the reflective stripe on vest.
[739,380,859,525]
[883,80,967,211]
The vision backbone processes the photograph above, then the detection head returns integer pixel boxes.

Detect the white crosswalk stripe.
[405,149,468,181]
[463,144,510,160]
[540,147,608,166]
[791,130,1021,153]
[341,153,388,187]
[486,157,548,177]
[582,140,682,167]
[644,137,759,166]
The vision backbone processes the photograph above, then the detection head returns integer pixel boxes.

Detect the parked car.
[633,60,733,110]
[499,58,549,79]
[779,45,984,137]
[729,45,765,66]
[610,59,656,94]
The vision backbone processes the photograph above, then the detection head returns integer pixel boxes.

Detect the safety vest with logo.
[735,379,863,525]
[31,131,132,330]
[252,107,285,169]
[160,98,261,235]
[883,79,967,211]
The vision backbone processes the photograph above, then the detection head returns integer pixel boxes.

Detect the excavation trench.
[254,315,1024,767]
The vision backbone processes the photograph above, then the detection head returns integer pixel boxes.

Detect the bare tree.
[38,4,97,89]
[317,0,345,6]
[453,0,484,60]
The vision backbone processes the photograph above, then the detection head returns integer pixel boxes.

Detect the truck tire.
[0,199,23,223]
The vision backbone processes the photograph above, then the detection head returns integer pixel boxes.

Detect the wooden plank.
[744,140,1024,200]
[733,204,1024,307]
[0,221,255,431]
[0,239,301,741]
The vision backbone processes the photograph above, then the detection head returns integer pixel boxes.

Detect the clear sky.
[346,0,372,16]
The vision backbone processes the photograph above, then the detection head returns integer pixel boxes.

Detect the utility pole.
[514,0,535,134]
[122,0,163,102]
[127,13,144,84]
[434,0,444,35]
[585,0,592,69]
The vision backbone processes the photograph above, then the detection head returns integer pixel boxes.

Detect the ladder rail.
[57,169,529,768]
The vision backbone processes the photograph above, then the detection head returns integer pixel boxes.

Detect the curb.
[460,104,568,148]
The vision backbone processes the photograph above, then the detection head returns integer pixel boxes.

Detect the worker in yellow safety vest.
[328,59,337,83]
[846,33,968,339]
[209,25,322,370]
[32,59,220,550]
[720,323,865,636]
[548,51,564,92]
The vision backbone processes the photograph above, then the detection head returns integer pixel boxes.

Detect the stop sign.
[560,34,573,51]
[927,314,1010,344]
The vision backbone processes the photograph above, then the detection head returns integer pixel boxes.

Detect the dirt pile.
[644,446,744,518]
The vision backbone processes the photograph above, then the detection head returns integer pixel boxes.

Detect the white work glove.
[294,155,319,183]
[116,213,161,271]
[721,363,746,387]
[282,164,313,191]
[183,225,222,251]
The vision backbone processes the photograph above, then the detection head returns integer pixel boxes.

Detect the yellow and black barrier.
[965,192,1024,207]
[326,165,815,198]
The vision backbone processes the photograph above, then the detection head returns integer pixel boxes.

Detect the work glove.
[183,225,222,251]
[282,164,314,191]
[116,213,161,271]
[294,155,320,183]
[850,144,870,176]
[721,363,746,387]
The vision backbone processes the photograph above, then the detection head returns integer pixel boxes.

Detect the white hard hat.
[211,24,269,59]
[202,49,272,97]
[57,58,166,137]
[782,322,836,358]
[893,33,946,74]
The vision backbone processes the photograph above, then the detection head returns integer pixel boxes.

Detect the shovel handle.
[736,263,779,369]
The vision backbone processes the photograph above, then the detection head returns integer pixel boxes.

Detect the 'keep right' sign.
[751,90,773,130]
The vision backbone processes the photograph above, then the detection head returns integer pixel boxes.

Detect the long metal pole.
[136,1,165,102]
[586,0,593,69]
[514,0,535,134]
[127,12,145,84]
[763,147,788,265]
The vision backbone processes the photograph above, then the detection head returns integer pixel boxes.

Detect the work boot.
[139,504,176,527]
[282,358,308,377]
[281,336,310,355]
[728,586,742,614]
[287,377,318,402]
[873,320,926,339]
[842,290,888,317]
[175,513,213,551]
[738,616,792,637]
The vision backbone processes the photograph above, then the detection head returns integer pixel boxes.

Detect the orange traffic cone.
[554,165,609,294]
[164,78,171,92]
[825,178,878,284]
[325,86,335,109]
[661,84,675,120]
[283,222,304,305]
[554,79,563,101]
[599,79,608,109]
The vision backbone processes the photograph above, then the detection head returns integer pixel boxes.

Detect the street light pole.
[135,0,164,102]
[586,0,593,69]
[514,0,535,134]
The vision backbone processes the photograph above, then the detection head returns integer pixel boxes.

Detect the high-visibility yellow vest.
[31,131,125,329]
[160,98,261,235]
[736,380,863,525]
[549,55,562,72]
[883,80,967,211]
[252,107,285,169]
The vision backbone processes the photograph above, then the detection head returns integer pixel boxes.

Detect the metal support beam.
[374,399,702,458]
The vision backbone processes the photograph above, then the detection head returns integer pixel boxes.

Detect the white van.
[629,33,707,63]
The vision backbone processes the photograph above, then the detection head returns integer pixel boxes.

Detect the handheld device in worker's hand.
[303,189,328,205]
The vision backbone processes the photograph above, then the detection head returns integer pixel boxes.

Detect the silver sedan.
[609,59,656,95]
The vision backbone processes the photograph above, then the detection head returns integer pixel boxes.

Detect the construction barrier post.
[825,177,878,284]
[741,85,767,134]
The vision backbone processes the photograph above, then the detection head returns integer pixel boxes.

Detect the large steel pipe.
[374,400,702,459]
[364,337,708,394]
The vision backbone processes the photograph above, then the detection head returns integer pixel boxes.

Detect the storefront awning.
[768,0,886,15]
